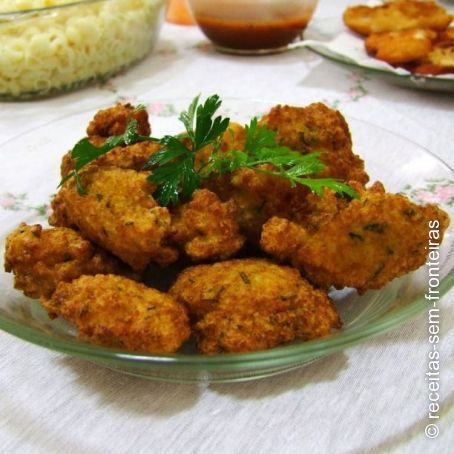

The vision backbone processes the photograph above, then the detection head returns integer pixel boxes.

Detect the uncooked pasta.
[0,0,164,99]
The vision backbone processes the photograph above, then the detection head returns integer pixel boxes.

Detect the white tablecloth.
[1,1,453,453]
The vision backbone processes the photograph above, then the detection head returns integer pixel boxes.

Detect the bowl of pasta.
[0,0,165,100]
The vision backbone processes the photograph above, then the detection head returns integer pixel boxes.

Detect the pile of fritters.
[4,102,450,355]
[344,0,454,75]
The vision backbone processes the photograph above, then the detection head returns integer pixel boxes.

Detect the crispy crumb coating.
[261,217,309,263]
[204,166,311,242]
[413,28,454,75]
[365,28,436,64]
[261,183,450,293]
[292,186,354,232]
[42,275,190,353]
[343,1,451,36]
[170,189,245,261]
[4,223,125,299]
[60,141,161,178]
[260,103,369,185]
[86,103,151,138]
[170,259,341,353]
[50,190,72,228]
[49,167,178,270]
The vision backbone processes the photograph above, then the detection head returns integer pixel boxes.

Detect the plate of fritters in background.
[0,98,453,383]
[303,0,454,92]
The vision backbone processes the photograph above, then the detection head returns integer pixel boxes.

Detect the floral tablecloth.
[0,1,453,453]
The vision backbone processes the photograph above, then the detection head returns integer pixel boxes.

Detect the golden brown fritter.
[170,189,245,261]
[50,191,72,228]
[413,29,454,75]
[4,223,124,299]
[42,274,190,353]
[220,121,247,151]
[365,28,436,64]
[260,103,369,185]
[343,1,451,36]
[60,141,161,178]
[293,185,357,232]
[261,183,450,293]
[86,103,151,138]
[203,166,311,242]
[50,167,178,271]
[170,259,341,354]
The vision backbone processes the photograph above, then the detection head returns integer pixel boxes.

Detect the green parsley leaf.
[201,117,359,199]
[147,136,200,206]
[194,96,230,150]
[145,95,229,206]
[244,117,276,151]
[178,95,199,142]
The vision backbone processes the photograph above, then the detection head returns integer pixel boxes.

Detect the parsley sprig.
[146,95,230,205]
[199,117,357,198]
[61,95,358,204]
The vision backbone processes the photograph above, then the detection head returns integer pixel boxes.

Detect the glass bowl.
[0,98,453,383]
[188,0,318,54]
[0,0,165,100]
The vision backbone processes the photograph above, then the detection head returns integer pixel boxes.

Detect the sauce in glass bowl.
[188,0,318,54]
[196,16,311,51]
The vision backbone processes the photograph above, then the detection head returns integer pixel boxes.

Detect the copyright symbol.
[425,424,439,439]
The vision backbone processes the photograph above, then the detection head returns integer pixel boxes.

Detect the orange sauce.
[195,16,310,50]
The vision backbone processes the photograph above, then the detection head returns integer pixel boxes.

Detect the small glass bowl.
[0,0,165,100]
[188,0,318,54]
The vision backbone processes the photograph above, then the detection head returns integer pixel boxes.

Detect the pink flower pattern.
[324,71,369,108]
[405,181,454,207]
[0,192,50,219]
[0,196,18,208]
[148,101,178,117]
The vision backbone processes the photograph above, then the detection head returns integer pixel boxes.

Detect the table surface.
[1,1,453,453]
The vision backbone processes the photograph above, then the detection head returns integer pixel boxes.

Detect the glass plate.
[0,98,453,383]
[303,18,454,93]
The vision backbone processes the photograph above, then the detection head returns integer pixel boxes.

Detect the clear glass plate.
[303,18,454,93]
[0,98,453,383]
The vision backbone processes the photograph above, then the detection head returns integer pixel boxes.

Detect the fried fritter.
[170,259,341,353]
[4,223,125,299]
[60,141,161,178]
[344,1,451,36]
[413,29,454,75]
[86,103,151,138]
[365,28,436,64]
[260,103,369,185]
[293,187,353,233]
[42,274,190,353]
[50,167,178,270]
[261,183,450,293]
[170,189,245,261]
[203,166,311,242]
